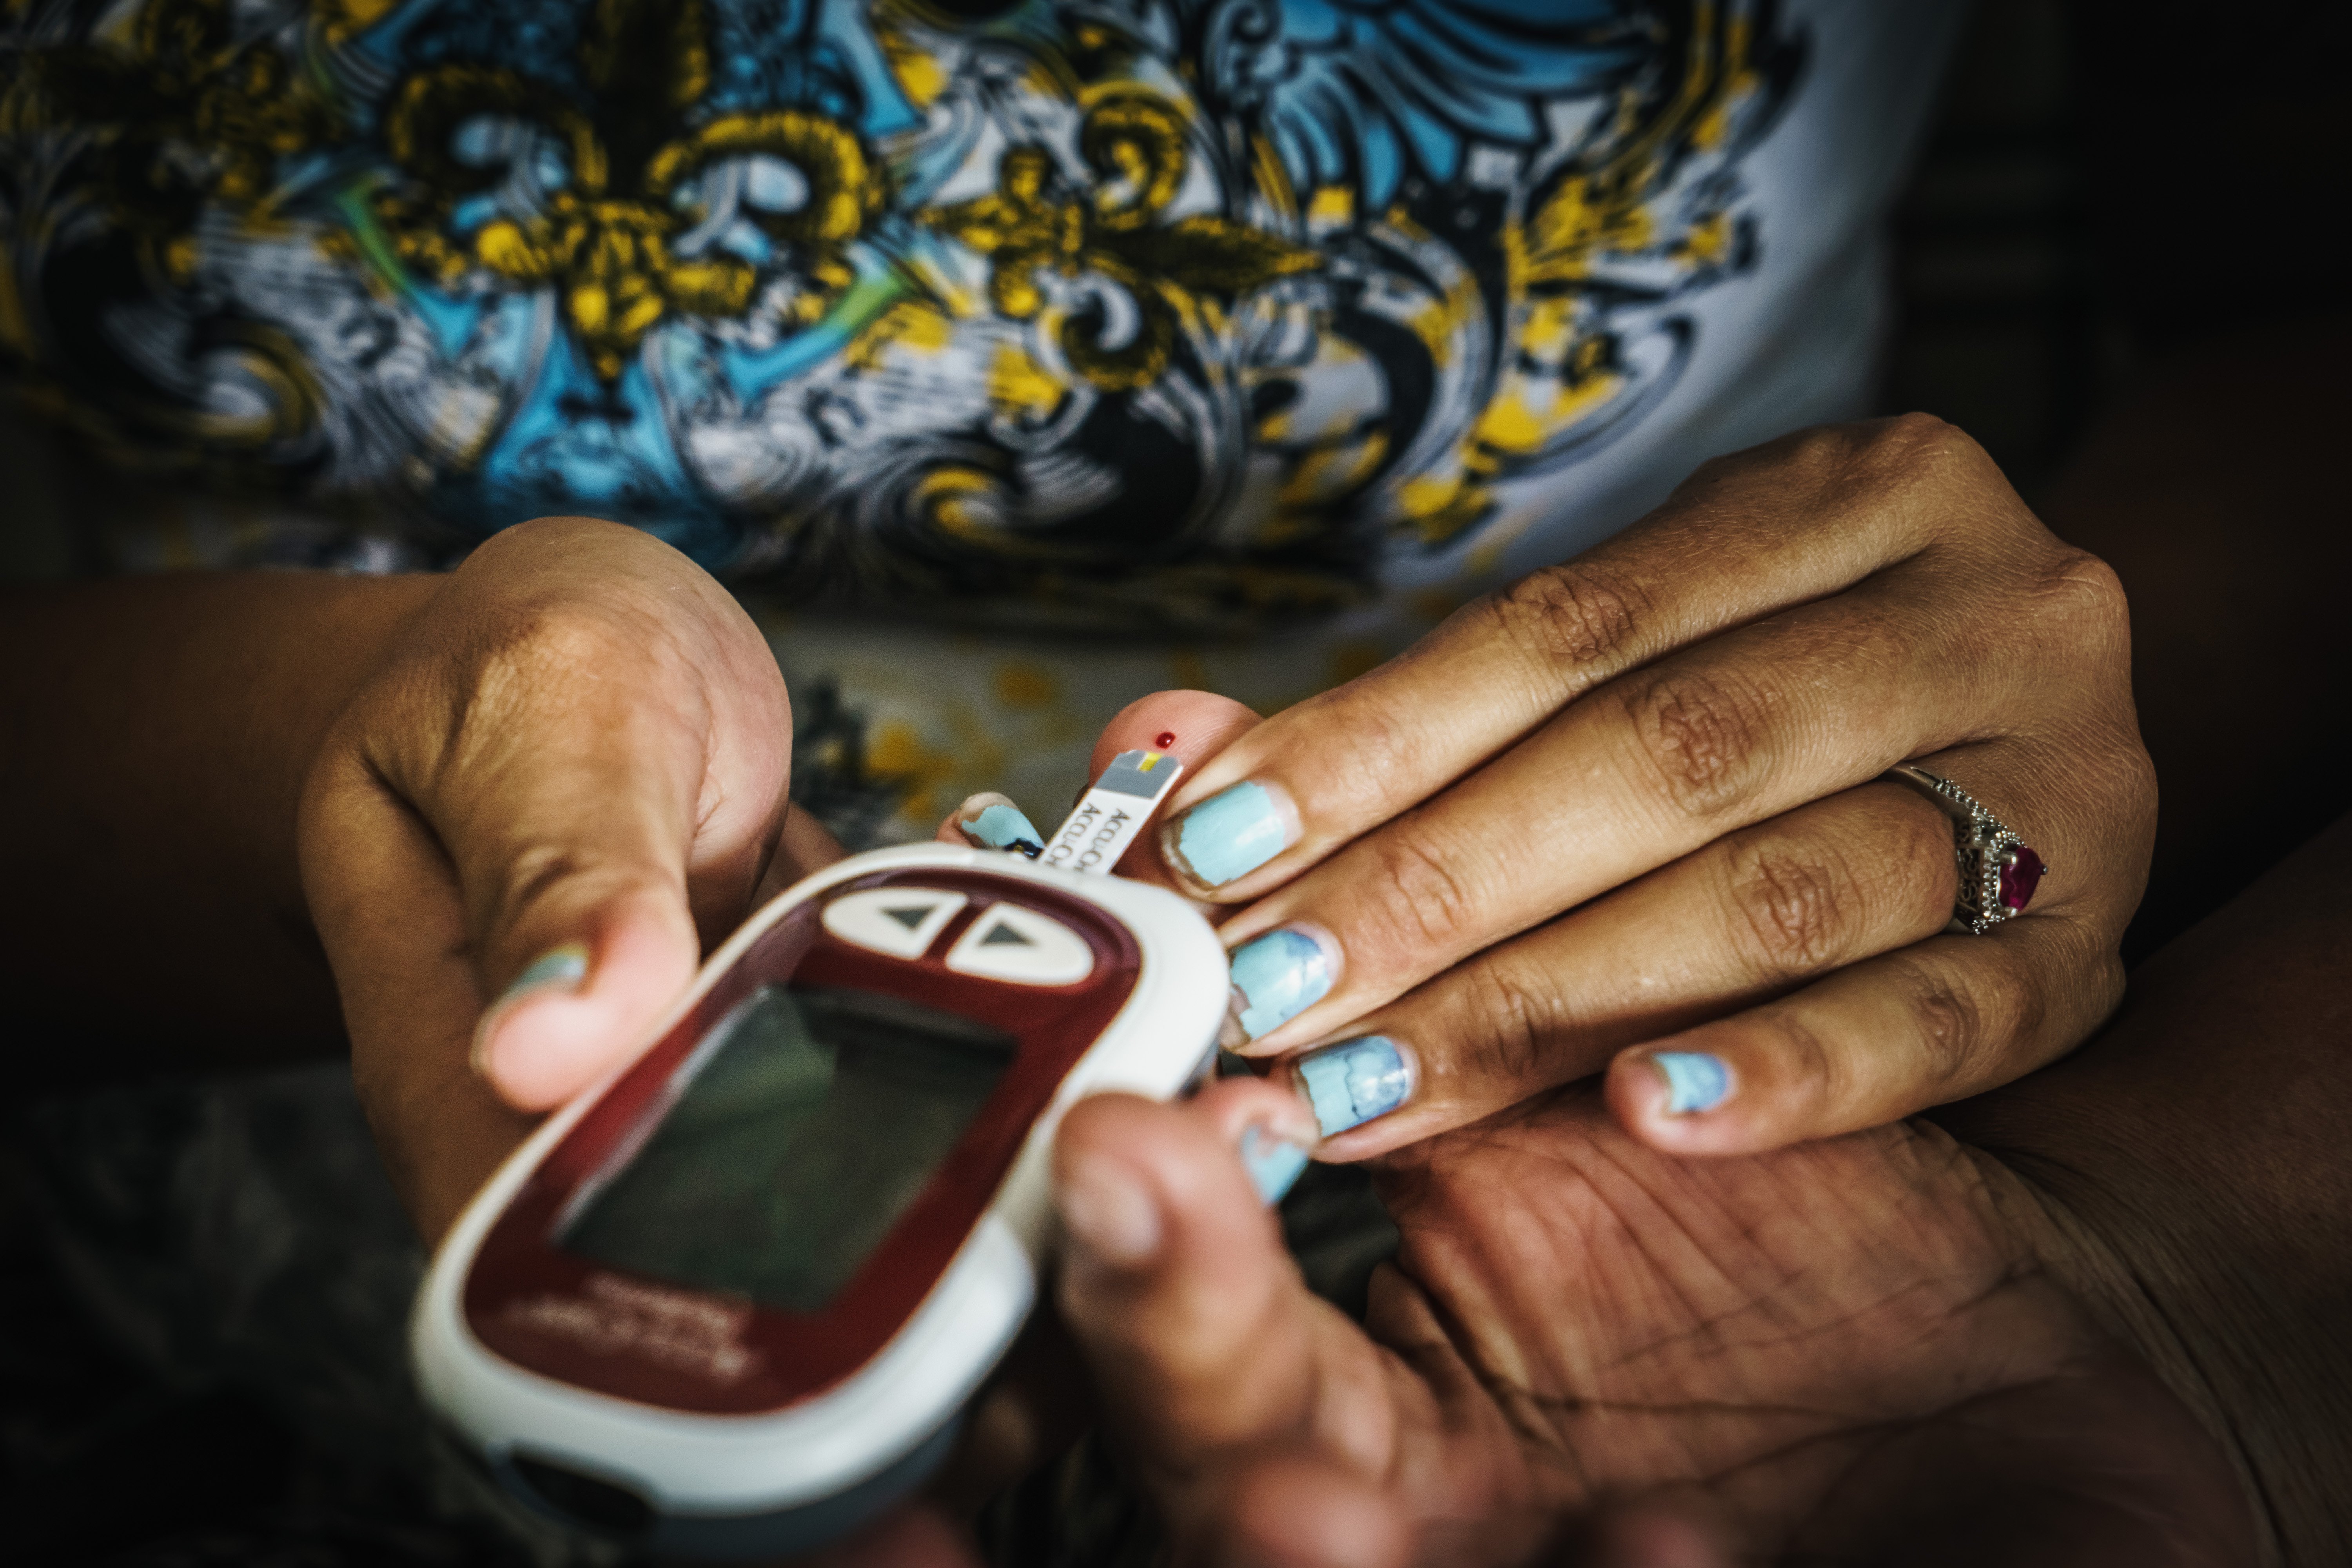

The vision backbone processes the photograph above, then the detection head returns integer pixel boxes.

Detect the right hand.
[297,517,834,1240]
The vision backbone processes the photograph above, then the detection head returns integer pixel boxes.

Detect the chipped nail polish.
[1167,781,1288,887]
[472,943,590,1077]
[1227,927,1335,1042]
[960,799,1044,858]
[1295,1035,1412,1137]
[1239,1124,1311,1204]
[501,943,589,1004]
[1652,1051,1731,1114]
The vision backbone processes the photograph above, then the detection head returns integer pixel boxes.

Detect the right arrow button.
[944,903,1095,986]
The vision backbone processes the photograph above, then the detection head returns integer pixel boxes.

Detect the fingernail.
[471,943,590,1075]
[1057,1154,1161,1265]
[1294,1035,1412,1137]
[1651,1051,1731,1114]
[1163,781,1291,888]
[503,943,590,1002]
[1226,926,1336,1044]
[1239,1124,1311,1204]
[958,795,1044,858]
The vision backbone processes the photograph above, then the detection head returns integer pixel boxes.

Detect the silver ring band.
[1882,764,2048,935]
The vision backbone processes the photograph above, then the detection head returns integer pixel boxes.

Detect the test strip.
[1041,749,1184,876]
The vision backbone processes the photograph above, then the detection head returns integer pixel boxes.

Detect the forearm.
[1942,812,2352,1566]
[0,570,444,1061]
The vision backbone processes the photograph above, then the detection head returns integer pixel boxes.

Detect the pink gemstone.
[1999,846,2045,913]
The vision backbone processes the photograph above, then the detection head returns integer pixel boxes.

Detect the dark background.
[1881,0,2352,962]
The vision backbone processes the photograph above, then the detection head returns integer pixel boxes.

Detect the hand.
[1140,417,2155,1159]
[1047,1078,2252,1566]
[296,517,834,1239]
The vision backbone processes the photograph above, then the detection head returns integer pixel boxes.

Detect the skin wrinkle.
[1972,1146,2288,1566]
[1625,666,1781,820]
[1729,833,1870,980]
[1406,1152,2109,1555]
[1324,681,1444,824]
[1486,559,1651,679]
[1457,956,1563,1090]
[1366,813,1490,956]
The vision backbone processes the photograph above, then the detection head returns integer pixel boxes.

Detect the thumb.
[432,673,786,1112]
[1052,1079,1328,1463]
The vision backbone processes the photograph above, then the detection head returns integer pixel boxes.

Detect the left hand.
[1142,416,2155,1158]
[1043,1078,2250,1568]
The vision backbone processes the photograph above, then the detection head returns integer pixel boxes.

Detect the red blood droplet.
[1155,731,1177,749]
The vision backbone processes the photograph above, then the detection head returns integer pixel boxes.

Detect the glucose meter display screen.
[561,984,1015,1314]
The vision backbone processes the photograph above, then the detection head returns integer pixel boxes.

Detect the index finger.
[1085,689,1262,892]
[1151,418,2022,902]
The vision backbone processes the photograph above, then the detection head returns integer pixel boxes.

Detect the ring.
[1883,764,2049,935]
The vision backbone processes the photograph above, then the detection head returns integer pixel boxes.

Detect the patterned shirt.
[0,0,1962,841]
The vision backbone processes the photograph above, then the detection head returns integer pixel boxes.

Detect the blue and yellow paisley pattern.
[0,0,1797,631]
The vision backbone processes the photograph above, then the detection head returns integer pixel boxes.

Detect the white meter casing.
[412,839,1226,1557]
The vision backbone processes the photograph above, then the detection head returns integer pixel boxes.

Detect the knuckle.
[1483,561,1650,673]
[1454,960,1563,1088]
[1884,955,1989,1092]
[1302,684,1434,817]
[1723,833,1871,981]
[492,597,645,672]
[2032,548,2131,640]
[450,599,673,758]
[1846,413,2007,523]
[1868,411,1981,481]
[1756,1005,1840,1109]
[1620,668,1777,818]
[1360,822,1485,958]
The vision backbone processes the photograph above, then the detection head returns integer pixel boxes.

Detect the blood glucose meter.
[412,752,1222,1557]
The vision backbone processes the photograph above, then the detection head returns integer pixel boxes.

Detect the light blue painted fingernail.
[502,943,589,1004]
[1652,1051,1731,1114]
[1229,928,1335,1040]
[1239,1125,1311,1204]
[960,801,1044,857]
[1296,1036,1412,1137]
[1170,782,1288,887]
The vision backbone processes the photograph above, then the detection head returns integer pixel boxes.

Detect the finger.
[935,791,1046,856]
[1151,418,2034,902]
[1604,908,2125,1154]
[766,801,847,893]
[1084,688,1264,783]
[1053,1081,1342,1462]
[1205,1451,1410,1568]
[1274,780,1958,1159]
[927,690,1260,893]
[1083,690,1262,888]
[1213,563,2072,1056]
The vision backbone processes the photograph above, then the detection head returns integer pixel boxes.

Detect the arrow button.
[946,903,1093,985]
[821,887,967,959]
